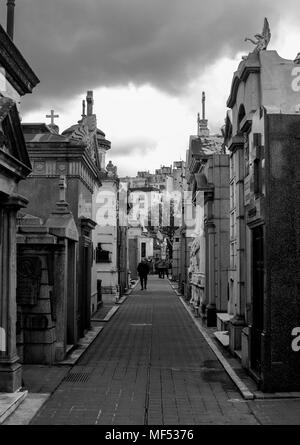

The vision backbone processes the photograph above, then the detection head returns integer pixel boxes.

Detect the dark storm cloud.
[0,0,283,111]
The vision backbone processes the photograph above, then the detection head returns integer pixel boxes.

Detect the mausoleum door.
[251,225,264,376]
[129,238,138,280]
[67,241,77,346]
[78,237,92,338]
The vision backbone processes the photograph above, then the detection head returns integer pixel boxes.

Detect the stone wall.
[260,113,300,391]
[17,247,56,365]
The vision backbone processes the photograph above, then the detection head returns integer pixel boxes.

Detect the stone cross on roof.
[46,109,59,126]
[54,175,69,213]
[59,175,67,202]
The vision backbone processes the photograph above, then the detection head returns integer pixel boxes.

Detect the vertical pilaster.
[0,194,27,392]
[53,243,68,362]
[229,146,246,351]
[205,195,217,327]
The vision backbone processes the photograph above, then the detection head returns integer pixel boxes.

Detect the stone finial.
[82,100,86,117]
[245,18,271,52]
[202,91,206,120]
[197,93,209,138]
[6,0,15,40]
[86,90,94,116]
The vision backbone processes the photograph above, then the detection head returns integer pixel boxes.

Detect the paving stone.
[22,277,299,425]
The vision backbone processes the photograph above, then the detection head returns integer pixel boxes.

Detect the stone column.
[229,146,246,351]
[206,219,217,327]
[53,242,68,362]
[78,218,96,335]
[0,194,27,392]
[85,240,92,331]
[67,241,77,346]
[179,226,186,294]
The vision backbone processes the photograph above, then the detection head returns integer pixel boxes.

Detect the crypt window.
[230,241,236,269]
[254,159,261,195]
[139,194,145,208]
[253,133,263,196]
[230,182,235,208]
[244,133,250,177]
[230,211,236,240]
[95,243,111,263]
[237,104,246,132]
[230,154,235,180]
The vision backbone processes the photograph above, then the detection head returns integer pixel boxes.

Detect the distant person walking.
[157,260,168,279]
[137,258,150,290]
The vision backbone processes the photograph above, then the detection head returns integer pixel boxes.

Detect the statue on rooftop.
[106,160,117,177]
[294,53,300,64]
[245,18,271,52]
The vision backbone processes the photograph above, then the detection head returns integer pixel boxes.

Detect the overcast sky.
[1,0,300,176]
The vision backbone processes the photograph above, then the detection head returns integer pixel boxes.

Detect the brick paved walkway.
[31,277,259,425]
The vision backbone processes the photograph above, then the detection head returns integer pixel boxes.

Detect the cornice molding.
[0,24,40,95]
[227,53,260,109]
[228,135,244,153]
[26,143,102,189]
[0,192,28,209]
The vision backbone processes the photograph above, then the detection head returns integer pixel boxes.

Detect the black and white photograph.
[0,0,300,432]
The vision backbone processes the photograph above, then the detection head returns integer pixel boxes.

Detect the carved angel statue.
[245,18,271,52]
[188,237,201,274]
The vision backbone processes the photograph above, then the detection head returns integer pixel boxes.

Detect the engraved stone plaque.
[34,161,45,173]
[17,257,42,305]
[24,314,48,331]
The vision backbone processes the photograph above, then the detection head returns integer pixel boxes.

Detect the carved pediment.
[0,96,32,179]
[45,211,79,242]
[67,121,101,172]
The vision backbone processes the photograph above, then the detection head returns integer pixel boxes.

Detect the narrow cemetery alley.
[4,277,298,426]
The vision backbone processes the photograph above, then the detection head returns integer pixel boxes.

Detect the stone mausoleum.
[221,34,300,391]
[0,20,39,391]
[16,179,79,364]
[17,92,102,345]
[183,96,229,326]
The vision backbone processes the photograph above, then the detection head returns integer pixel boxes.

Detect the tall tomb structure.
[223,19,300,391]
[184,94,229,326]
[0,3,39,391]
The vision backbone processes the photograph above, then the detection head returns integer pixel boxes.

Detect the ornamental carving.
[17,256,42,306]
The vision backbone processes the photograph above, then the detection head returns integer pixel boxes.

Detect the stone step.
[57,327,103,365]
[213,330,229,347]
[66,344,74,354]
[234,349,242,361]
[217,313,234,331]
[0,390,28,424]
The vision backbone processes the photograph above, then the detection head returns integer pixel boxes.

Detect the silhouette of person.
[137,258,150,290]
